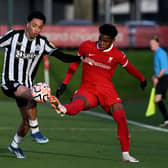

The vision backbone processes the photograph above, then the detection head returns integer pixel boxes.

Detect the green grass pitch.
[0,101,168,168]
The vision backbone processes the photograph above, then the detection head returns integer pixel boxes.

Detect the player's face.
[150,39,159,51]
[98,35,113,51]
[26,18,44,39]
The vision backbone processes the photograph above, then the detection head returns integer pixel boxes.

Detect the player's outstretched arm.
[56,62,80,97]
[49,49,82,63]
[124,61,147,90]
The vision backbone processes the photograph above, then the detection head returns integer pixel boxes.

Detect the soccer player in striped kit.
[52,24,147,162]
[0,11,82,158]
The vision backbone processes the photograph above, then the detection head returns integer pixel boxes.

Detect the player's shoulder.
[1,29,23,39]
[80,40,95,48]
[110,46,127,61]
[6,29,24,35]
[111,45,125,56]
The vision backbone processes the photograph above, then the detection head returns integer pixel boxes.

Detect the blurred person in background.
[0,11,83,159]
[51,24,147,162]
[150,36,168,127]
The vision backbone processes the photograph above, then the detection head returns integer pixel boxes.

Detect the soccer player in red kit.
[50,24,147,162]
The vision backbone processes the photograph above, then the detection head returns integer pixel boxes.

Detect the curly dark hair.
[27,11,46,24]
[99,24,118,39]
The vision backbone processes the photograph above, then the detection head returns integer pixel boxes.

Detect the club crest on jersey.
[107,57,113,63]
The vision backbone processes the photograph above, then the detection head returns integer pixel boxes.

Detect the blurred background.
[0,0,167,25]
[1,0,168,48]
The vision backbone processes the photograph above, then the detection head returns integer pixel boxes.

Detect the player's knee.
[112,110,127,123]
[109,103,124,115]
[73,95,90,109]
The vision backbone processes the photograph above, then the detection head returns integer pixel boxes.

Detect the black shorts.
[156,75,168,98]
[1,81,21,98]
[1,81,29,107]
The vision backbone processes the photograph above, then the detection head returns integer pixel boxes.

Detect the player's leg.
[99,86,138,162]
[64,95,91,115]
[8,100,29,159]
[155,77,168,127]
[14,85,33,100]
[108,103,139,162]
[50,87,98,116]
[16,85,49,143]
[50,95,92,116]
[9,98,48,158]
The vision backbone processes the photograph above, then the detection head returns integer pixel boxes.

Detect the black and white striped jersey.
[0,29,56,88]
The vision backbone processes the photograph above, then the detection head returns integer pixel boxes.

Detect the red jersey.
[79,40,128,86]
[63,40,128,87]
[63,40,145,87]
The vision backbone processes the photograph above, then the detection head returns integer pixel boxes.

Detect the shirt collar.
[97,42,113,52]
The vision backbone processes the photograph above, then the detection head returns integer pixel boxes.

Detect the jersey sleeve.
[44,39,56,54]
[62,62,81,84]
[62,43,85,84]
[118,51,128,67]
[0,30,14,48]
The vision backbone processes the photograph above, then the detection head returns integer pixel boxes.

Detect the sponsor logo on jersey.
[15,50,39,59]
[83,57,111,70]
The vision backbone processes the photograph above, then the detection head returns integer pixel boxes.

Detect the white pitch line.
[83,110,168,133]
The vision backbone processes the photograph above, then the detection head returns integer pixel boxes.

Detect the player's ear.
[26,22,30,28]
[112,38,116,43]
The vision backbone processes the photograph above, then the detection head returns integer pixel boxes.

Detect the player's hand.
[56,83,67,98]
[140,80,147,90]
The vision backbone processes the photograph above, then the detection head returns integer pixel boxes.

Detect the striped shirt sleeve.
[0,30,14,48]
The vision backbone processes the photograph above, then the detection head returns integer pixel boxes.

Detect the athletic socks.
[64,99,84,115]
[112,110,130,152]
[29,119,40,134]
[10,119,40,148]
[11,134,23,148]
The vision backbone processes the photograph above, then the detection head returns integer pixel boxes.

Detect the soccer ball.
[32,82,51,103]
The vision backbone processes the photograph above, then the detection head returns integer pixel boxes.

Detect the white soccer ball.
[32,82,51,103]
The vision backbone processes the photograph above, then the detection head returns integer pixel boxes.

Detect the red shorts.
[72,84,122,112]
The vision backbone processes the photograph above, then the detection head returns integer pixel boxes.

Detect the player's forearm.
[63,62,80,84]
[50,49,81,63]
[124,62,145,81]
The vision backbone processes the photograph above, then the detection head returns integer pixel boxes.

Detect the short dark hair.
[150,35,159,42]
[27,11,46,24]
[99,24,118,39]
